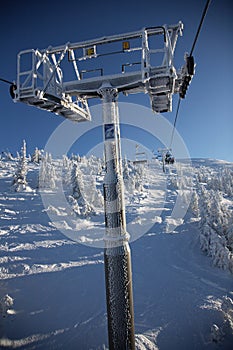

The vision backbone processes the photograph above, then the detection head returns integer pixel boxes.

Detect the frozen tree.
[126,163,148,204]
[122,159,135,195]
[191,190,200,217]
[0,294,14,318]
[187,164,233,272]
[208,174,222,192]
[196,166,213,184]
[88,174,103,209]
[169,175,179,189]
[225,214,233,274]
[62,155,73,187]
[69,162,94,217]
[97,157,104,175]
[38,152,56,189]
[209,296,233,343]
[206,191,227,236]
[62,154,70,168]
[211,234,230,270]
[123,157,130,180]
[32,147,42,163]
[134,165,144,192]
[200,166,233,197]
[12,140,32,192]
[68,194,81,216]
[71,162,83,200]
[210,324,222,343]
[222,168,233,197]
[71,153,81,162]
[221,296,233,337]
[199,224,211,254]
[226,216,233,252]
[221,296,233,316]
[198,183,233,273]
[2,150,14,161]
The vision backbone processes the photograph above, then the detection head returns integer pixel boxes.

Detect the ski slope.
[0,157,232,349]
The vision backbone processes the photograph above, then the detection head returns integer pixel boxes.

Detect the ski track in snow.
[0,159,232,349]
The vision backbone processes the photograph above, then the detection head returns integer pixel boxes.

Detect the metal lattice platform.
[13,23,193,118]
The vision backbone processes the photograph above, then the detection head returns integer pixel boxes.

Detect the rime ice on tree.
[12,140,33,192]
[38,152,56,190]
[32,147,42,163]
[196,167,233,273]
[69,161,94,217]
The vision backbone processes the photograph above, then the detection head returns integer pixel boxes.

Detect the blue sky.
[0,0,232,161]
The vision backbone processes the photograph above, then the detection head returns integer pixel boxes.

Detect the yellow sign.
[86,47,95,56]
[122,41,130,50]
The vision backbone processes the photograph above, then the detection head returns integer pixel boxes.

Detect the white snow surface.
[0,157,232,349]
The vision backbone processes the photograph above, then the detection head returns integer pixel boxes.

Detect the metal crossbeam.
[13,22,189,117]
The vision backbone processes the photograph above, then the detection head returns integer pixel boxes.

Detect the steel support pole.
[98,85,135,350]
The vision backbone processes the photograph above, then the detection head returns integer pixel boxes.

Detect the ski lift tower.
[12,22,194,349]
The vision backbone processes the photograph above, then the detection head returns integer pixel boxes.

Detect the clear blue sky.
[0,0,232,161]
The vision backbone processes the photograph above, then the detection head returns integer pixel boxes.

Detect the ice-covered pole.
[98,85,135,350]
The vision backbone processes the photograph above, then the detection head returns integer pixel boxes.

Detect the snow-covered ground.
[0,155,232,349]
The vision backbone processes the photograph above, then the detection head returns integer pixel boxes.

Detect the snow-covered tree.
[69,162,94,217]
[169,175,179,189]
[123,157,130,180]
[134,165,144,192]
[62,155,73,187]
[0,294,14,318]
[226,218,233,252]
[122,159,135,195]
[88,174,104,209]
[198,166,233,198]
[12,140,32,192]
[198,183,233,273]
[38,152,56,189]
[70,153,81,162]
[221,168,233,197]
[71,162,84,200]
[2,150,14,161]
[191,190,200,217]
[220,296,233,337]
[210,324,222,343]
[32,147,42,163]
